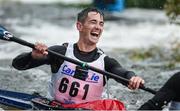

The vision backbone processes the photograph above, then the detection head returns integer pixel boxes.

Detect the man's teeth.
[91,33,98,37]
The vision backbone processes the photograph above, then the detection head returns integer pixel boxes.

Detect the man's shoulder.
[104,55,119,63]
[62,42,69,47]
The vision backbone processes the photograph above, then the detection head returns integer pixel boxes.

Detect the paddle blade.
[0,25,13,41]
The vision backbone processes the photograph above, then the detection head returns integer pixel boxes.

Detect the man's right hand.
[31,42,48,59]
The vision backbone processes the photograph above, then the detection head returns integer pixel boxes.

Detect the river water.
[0,1,180,110]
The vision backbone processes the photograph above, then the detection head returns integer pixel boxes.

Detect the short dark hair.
[77,7,104,23]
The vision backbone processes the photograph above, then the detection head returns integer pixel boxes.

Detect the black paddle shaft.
[9,36,156,95]
[0,26,156,95]
[11,37,35,49]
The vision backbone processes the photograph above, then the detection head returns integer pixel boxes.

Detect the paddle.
[0,26,157,95]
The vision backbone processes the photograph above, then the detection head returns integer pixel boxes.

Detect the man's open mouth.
[91,32,99,37]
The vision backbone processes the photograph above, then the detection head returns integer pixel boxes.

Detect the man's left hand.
[128,76,145,90]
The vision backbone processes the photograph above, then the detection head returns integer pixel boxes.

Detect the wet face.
[77,11,104,45]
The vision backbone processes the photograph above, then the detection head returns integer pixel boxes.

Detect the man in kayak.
[12,7,144,105]
[139,72,180,110]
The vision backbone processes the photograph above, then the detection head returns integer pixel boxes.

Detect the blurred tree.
[164,0,180,22]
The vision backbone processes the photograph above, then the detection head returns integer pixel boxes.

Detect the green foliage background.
[125,0,180,23]
[164,0,180,20]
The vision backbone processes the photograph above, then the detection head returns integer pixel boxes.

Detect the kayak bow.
[0,89,73,110]
[0,89,39,109]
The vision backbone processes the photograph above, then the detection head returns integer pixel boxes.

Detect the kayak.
[0,89,125,110]
[0,89,38,109]
[0,89,75,110]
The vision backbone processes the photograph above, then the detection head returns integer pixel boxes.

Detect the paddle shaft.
[10,37,156,95]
